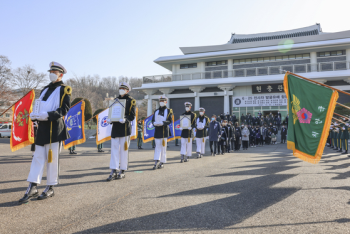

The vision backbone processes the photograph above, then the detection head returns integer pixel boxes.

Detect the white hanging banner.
[232,94,288,107]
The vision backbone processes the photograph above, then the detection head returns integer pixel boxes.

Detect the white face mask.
[49,73,58,82]
[119,89,126,96]
[185,107,190,111]
[160,102,165,107]
[200,112,204,116]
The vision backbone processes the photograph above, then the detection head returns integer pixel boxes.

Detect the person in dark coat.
[208,115,221,156]
[195,107,210,158]
[281,124,287,143]
[179,102,196,162]
[232,114,237,124]
[234,122,242,151]
[227,121,235,152]
[106,82,136,181]
[137,120,143,149]
[285,114,289,129]
[21,62,71,204]
[218,120,229,155]
[151,96,173,170]
[240,114,245,125]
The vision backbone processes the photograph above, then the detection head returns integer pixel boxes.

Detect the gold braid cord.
[60,86,72,108]
[129,99,136,113]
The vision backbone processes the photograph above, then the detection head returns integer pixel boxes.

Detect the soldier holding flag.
[151,96,173,170]
[106,82,136,181]
[19,62,71,203]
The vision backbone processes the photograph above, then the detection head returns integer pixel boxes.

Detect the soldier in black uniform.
[179,102,196,162]
[106,82,136,181]
[151,96,173,169]
[195,107,210,158]
[20,62,71,204]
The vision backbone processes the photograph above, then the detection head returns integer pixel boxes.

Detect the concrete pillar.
[310,51,317,72]
[143,89,156,116]
[227,59,233,77]
[346,49,350,69]
[189,86,205,111]
[218,85,235,115]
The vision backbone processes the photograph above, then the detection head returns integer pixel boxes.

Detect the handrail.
[143,61,350,84]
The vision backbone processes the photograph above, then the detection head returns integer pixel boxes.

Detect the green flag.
[284,72,339,164]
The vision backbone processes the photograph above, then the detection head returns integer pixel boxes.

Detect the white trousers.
[181,137,192,156]
[110,136,130,171]
[27,142,60,185]
[154,138,167,163]
[196,138,206,154]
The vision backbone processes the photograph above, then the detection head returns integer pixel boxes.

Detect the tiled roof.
[228,24,322,44]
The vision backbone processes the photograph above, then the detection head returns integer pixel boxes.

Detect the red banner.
[10,90,35,152]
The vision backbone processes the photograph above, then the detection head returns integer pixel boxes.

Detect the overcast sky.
[1,0,350,80]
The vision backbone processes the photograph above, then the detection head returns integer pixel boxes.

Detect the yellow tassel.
[162,139,165,146]
[202,138,204,143]
[124,139,128,151]
[188,137,190,143]
[48,149,53,163]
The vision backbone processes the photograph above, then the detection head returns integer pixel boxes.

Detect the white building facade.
[137,24,350,121]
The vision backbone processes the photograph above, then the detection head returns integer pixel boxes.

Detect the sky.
[1,0,350,80]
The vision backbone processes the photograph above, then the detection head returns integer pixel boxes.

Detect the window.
[282,55,289,60]
[251,58,258,63]
[239,59,246,64]
[296,54,303,59]
[258,57,264,62]
[289,55,296,60]
[0,125,7,129]
[245,58,252,63]
[180,63,197,69]
[303,53,310,58]
[232,53,311,65]
[205,60,227,66]
[317,50,345,57]
[276,56,282,61]
[233,59,240,64]
[264,57,270,62]
[5,114,10,117]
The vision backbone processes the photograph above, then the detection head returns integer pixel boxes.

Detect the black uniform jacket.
[36,81,71,146]
[180,111,196,138]
[151,106,173,139]
[195,115,210,138]
[281,127,287,137]
[111,94,136,138]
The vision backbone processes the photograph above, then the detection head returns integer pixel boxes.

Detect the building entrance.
[263,111,278,118]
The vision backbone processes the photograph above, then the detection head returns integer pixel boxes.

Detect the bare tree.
[11,65,47,94]
[0,55,13,103]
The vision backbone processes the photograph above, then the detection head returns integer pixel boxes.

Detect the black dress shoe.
[19,185,38,204]
[153,165,157,170]
[117,172,125,179]
[107,171,118,181]
[337,149,342,152]
[37,187,54,200]
[72,151,77,154]
[157,163,164,169]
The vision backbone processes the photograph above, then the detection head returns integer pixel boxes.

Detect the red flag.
[10,90,35,152]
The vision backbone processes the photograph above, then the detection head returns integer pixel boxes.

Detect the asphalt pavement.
[0,137,349,234]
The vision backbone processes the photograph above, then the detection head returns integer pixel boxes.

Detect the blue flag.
[174,119,181,139]
[63,101,86,149]
[143,114,154,143]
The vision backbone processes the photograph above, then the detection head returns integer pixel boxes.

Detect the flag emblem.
[101,116,109,127]
[297,108,312,124]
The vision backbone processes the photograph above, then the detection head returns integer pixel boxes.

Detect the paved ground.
[0,137,350,234]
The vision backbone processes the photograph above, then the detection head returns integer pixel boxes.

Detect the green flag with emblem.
[284,72,339,164]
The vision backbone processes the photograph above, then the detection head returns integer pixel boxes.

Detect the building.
[136,24,350,121]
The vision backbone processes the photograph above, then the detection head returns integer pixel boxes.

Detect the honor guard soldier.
[341,120,349,155]
[19,62,71,204]
[195,107,210,158]
[151,96,173,169]
[333,122,340,150]
[179,102,196,162]
[106,82,136,181]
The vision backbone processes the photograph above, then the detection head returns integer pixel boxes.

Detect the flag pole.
[0,89,34,117]
[84,108,108,123]
[336,102,350,110]
[332,117,348,125]
[284,71,350,97]
[334,112,350,120]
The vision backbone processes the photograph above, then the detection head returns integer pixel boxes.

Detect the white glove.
[119,118,126,124]
[37,111,49,121]
[188,127,192,130]
[106,118,112,124]
[179,127,183,131]
[153,122,160,126]
[29,113,38,121]
[240,137,241,139]
[158,121,164,126]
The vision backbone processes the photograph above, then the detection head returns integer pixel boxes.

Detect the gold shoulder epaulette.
[60,86,72,107]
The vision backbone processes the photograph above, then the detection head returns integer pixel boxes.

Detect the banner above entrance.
[252,84,284,94]
[232,94,288,107]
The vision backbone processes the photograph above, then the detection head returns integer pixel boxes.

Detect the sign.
[252,84,284,94]
[232,94,288,107]
[108,99,126,122]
